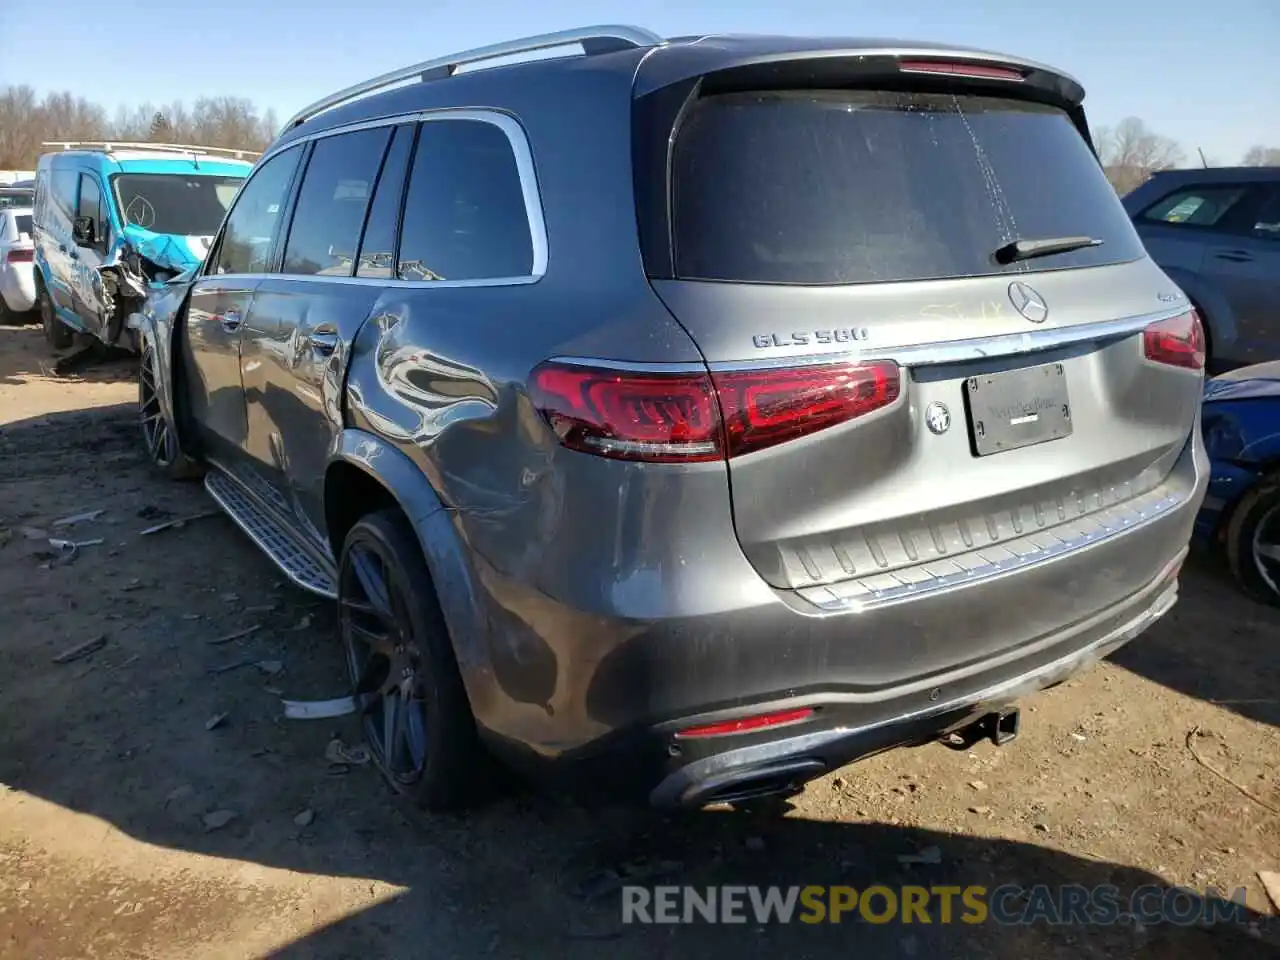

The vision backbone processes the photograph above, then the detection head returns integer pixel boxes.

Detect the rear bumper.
[470,431,1207,804]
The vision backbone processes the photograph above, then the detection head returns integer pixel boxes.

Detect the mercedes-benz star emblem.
[925,401,951,435]
[1008,281,1049,323]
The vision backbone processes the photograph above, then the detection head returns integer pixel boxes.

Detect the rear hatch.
[634,44,1204,611]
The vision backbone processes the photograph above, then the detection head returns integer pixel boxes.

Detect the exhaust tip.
[679,758,826,808]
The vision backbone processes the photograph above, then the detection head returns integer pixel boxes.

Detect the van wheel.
[39,289,72,349]
[1224,475,1280,607]
[139,336,202,480]
[338,509,492,810]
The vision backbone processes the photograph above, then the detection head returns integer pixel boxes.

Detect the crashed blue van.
[33,142,256,350]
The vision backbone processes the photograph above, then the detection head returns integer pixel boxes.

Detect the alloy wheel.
[1251,503,1280,600]
[340,541,430,784]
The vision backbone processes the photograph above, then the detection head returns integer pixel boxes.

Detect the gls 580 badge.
[753,327,870,349]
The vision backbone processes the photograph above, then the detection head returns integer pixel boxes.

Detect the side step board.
[204,468,338,598]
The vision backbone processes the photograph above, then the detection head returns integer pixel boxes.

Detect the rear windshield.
[112,174,243,237]
[671,90,1143,285]
[15,215,32,236]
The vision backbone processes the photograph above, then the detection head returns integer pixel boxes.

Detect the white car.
[0,207,35,321]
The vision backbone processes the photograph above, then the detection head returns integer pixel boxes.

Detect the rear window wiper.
[994,235,1103,265]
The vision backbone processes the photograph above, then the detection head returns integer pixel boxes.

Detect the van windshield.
[112,174,244,236]
[671,90,1143,285]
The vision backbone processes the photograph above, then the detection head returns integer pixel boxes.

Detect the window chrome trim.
[220,108,547,286]
[544,355,709,374]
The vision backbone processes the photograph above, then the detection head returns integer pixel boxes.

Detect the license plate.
[963,362,1072,457]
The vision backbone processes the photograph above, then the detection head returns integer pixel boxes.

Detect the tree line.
[0,86,279,169]
[2,86,1277,194]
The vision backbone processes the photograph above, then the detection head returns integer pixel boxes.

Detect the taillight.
[1143,310,1205,371]
[5,248,32,263]
[713,361,900,458]
[897,60,1025,82]
[529,359,901,462]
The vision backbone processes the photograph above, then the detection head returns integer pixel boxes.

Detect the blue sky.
[4,0,1277,164]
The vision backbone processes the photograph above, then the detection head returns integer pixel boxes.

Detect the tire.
[138,335,202,480]
[39,287,72,350]
[1224,473,1280,608]
[0,296,13,326]
[338,509,493,810]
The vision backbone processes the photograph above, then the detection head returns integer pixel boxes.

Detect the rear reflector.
[1143,310,1205,371]
[5,248,32,263]
[529,360,901,462]
[897,60,1026,82]
[677,707,815,739]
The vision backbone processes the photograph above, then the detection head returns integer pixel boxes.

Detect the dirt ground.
[1,320,1278,959]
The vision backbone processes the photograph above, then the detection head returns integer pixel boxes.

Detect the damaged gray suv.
[135,26,1209,809]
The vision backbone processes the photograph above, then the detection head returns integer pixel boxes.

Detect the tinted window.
[396,119,533,282]
[15,215,32,236]
[283,128,390,276]
[113,174,242,236]
[1250,188,1280,240]
[1141,185,1248,227]
[77,174,100,235]
[210,146,301,275]
[356,126,413,279]
[671,91,1144,285]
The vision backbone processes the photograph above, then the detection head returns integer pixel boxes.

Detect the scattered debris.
[1034,823,1051,833]
[205,712,229,731]
[256,659,284,676]
[969,806,992,815]
[293,808,315,827]
[969,780,988,791]
[324,737,370,766]
[38,539,80,568]
[1258,871,1280,913]
[207,624,260,646]
[202,809,237,832]
[52,634,107,664]
[52,509,104,528]
[283,696,358,720]
[1071,732,1087,742]
[1186,725,1280,816]
[897,845,942,866]
[140,510,219,536]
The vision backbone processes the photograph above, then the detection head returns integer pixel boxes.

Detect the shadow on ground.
[0,324,136,387]
[0,403,1276,958]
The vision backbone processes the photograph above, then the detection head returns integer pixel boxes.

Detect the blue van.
[33,142,255,350]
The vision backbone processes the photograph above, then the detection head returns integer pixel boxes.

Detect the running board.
[204,468,338,598]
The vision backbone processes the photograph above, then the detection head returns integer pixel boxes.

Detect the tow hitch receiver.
[940,708,1021,750]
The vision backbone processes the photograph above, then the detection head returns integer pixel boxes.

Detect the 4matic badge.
[752,327,870,349]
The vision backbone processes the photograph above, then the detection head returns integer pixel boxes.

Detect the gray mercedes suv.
[134,26,1209,810]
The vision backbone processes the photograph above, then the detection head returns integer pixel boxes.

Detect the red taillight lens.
[1143,310,1205,371]
[528,364,722,462]
[530,360,901,462]
[712,361,900,458]
[5,248,32,263]
[897,60,1025,82]
[676,707,815,739]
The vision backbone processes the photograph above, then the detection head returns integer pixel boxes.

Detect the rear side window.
[396,119,534,282]
[1248,188,1280,240]
[283,127,390,277]
[671,91,1144,285]
[1140,185,1248,227]
[355,125,414,279]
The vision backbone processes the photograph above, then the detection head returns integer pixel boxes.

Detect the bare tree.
[0,86,277,168]
[1242,145,1280,166]
[1094,117,1185,195]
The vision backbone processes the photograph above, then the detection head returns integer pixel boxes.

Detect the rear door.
[240,124,406,546]
[42,165,82,317]
[1200,185,1280,364]
[184,145,302,463]
[642,78,1203,614]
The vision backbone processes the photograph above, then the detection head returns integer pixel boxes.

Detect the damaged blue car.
[32,142,257,351]
[1196,361,1280,605]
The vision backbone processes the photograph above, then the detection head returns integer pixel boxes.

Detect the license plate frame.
[963,361,1073,457]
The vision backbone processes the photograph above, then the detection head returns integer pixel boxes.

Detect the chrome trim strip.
[285,26,664,129]
[651,565,1180,807]
[800,487,1190,613]
[225,109,548,287]
[706,304,1189,371]
[543,355,709,374]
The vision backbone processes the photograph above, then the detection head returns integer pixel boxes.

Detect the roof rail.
[41,141,261,161]
[284,24,664,130]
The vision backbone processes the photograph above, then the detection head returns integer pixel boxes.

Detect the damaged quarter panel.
[1197,362,1280,538]
[132,277,196,450]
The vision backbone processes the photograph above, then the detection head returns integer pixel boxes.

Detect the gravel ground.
[0,321,1278,959]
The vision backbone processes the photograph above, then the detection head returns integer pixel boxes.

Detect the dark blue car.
[1196,360,1280,604]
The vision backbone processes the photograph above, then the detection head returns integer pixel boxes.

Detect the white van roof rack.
[285,25,664,130]
[41,141,261,161]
